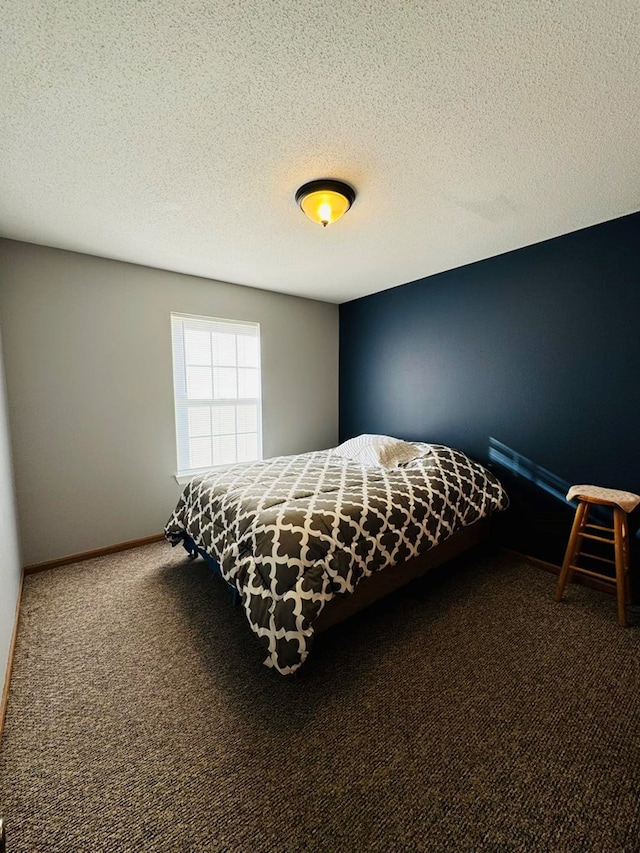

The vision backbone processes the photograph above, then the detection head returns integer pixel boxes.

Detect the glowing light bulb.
[318,202,332,225]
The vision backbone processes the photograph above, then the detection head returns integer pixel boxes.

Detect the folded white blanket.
[566,484,640,513]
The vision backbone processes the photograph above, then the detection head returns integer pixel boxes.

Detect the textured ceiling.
[1,1,639,303]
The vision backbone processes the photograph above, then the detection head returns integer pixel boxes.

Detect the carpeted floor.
[0,542,639,853]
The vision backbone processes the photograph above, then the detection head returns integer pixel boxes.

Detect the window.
[171,313,262,476]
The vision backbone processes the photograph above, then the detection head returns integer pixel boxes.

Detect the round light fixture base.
[295,179,356,227]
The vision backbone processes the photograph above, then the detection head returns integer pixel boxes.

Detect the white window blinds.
[171,313,262,476]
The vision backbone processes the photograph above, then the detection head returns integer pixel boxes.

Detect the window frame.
[170,312,263,480]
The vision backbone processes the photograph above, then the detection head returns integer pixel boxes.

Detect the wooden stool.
[554,485,640,626]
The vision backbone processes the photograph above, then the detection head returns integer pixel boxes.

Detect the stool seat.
[555,484,637,626]
[566,484,640,513]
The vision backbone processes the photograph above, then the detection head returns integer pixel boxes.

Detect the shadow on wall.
[486,436,574,563]
[488,437,639,535]
[488,437,572,505]
[487,438,640,585]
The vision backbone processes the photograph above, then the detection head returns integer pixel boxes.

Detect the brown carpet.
[0,542,639,853]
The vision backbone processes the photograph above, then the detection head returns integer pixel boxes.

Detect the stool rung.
[577,551,616,566]
[570,565,619,584]
[584,522,614,532]
[577,531,615,545]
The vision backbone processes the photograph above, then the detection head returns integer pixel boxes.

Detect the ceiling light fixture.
[295,179,356,227]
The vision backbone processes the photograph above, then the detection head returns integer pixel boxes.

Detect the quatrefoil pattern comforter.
[164,443,508,674]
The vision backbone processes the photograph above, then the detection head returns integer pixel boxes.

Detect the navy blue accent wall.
[340,211,640,568]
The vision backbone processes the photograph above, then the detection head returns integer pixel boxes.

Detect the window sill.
[174,464,236,486]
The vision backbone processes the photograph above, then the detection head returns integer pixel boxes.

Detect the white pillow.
[333,434,420,468]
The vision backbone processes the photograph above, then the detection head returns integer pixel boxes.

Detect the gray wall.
[0,240,339,565]
[0,329,22,704]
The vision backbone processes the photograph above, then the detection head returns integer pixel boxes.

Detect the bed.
[165,436,508,674]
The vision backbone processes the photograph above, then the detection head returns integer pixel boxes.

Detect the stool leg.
[622,512,633,608]
[613,508,628,627]
[555,501,588,602]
